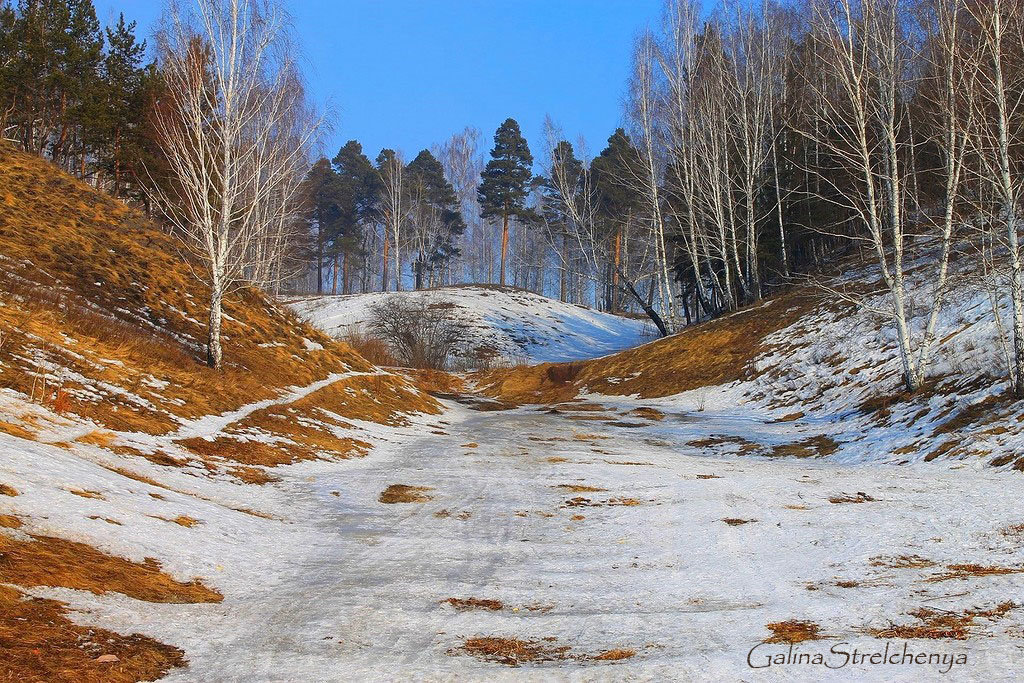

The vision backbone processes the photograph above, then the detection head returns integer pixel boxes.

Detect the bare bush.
[339,327,399,367]
[368,297,468,370]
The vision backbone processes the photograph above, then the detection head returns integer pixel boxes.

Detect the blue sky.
[95,1,665,163]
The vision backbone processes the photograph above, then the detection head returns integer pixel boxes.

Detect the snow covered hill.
[287,286,656,365]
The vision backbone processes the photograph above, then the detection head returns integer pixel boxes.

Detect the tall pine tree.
[478,118,532,287]
[407,149,465,289]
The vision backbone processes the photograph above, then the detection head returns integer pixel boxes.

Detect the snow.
[6,398,1022,681]
[287,286,655,365]
[5,249,1024,679]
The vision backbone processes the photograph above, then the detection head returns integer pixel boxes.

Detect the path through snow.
[59,399,1024,681]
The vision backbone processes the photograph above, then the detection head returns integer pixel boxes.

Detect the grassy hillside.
[0,143,437,436]
[0,144,441,680]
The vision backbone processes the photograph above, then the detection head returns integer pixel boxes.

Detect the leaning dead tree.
[148,0,319,368]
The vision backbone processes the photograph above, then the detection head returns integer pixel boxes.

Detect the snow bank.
[287,286,655,365]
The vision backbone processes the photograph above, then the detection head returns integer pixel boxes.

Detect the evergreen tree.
[332,140,378,294]
[95,13,148,196]
[407,149,465,289]
[591,128,643,311]
[478,117,533,287]
[300,157,345,294]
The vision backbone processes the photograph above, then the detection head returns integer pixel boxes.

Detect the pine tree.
[301,158,345,294]
[591,128,643,311]
[407,149,465,289]
[478,118,533,287]
[96,13,148,196]
[332,140,378,294]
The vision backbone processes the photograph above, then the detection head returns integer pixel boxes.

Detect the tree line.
[605,0,1024,393]
[0,0,155,200]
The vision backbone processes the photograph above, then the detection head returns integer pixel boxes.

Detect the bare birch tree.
[149,0,319,368]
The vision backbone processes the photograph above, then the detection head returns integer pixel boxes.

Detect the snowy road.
[95,399,1024,681]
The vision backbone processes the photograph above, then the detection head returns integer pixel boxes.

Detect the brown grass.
[828,492,875,504]
[0,143,434,440]
[68,488,105,500]
[628,407,665,421]
[563,496,643,507]
[475,289,817,403]
[593,648,636,661]
[453,637,572,666]
[770,435,839,458]
[870,554,936,569]
[553,484,607,493]
[0,533,221,603]
[379,484,434,504]
[926,564,1024,583]
[0,420,35,440]
[0,585,185,682]
[870,603,1016,640]
[764,620,826,643]
[722,518,757,526]
[0,483,18,496]
[443,597,504,611]
[0,514,22,529]
[696,474,722,480]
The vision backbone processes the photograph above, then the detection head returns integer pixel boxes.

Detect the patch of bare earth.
[770,435,839,458]
[379,484,434,504]
[563,497,643,508]
[722,518,757,526]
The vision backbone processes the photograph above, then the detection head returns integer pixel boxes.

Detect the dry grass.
[870,554,936,569]
[378,484,434,504]
[475,289,817,403]
[764,620,826,643]
[870,603,1016,640]
[0,420,35,440]
[926,564,1024,583]
[828,492,875,504]
[443,597,504,611]
[0,584,185,682]
[722,518,757,526]
[67,488,105,500]
[593,648,636,661]
[696,474,722,480]
[627,407,665,421]
[0,143,436,439]
[770,435,839,458]
[563,496,643,507]
[0,483,18,496]
[453,637,572,666]
[552,484,607,493]
[0,514,22,529]
[0,533,221,603]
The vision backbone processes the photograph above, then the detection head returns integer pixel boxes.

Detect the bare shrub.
[340,327,399,367]
[368,297,468,370]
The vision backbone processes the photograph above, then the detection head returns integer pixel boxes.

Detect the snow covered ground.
[287,286,655,365]
[5,389,1024,681]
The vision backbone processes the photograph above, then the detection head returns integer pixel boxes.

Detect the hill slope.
[288,286,655,366]
[0,144,440,680]
[477,248,1024,471]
